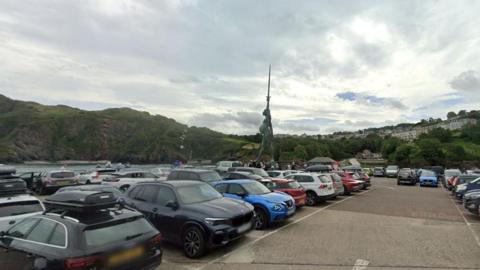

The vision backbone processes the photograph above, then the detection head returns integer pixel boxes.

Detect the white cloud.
[0,0,479,135]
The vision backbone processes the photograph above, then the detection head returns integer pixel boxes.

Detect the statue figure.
[256,65,274,164]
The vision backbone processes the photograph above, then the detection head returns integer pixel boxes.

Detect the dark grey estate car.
[167,169,223,184]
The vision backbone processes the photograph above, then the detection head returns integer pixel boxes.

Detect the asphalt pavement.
[158,177,480,270]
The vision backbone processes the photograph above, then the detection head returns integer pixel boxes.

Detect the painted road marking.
[449,196,480,248]
[352,259,370,270]
[196,188,375,270]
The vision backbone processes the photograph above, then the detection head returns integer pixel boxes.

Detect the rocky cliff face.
[0,95,244,163]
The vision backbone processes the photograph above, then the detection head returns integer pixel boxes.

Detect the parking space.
[158,178,480,270]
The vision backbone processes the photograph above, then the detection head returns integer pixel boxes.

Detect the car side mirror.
[166,201,179,210]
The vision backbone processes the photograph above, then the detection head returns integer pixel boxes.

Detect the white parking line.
[196,188,375,270]
[352,259,370,270]
[449,197,480,248]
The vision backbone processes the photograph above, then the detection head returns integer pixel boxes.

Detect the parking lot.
[158,177,480,270]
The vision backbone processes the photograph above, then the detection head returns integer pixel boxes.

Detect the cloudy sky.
[0,0,479,135]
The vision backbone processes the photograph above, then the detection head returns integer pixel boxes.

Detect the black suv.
[0,190,163,270]
[227,167,271,178]
[167,169,222,184]
[121,181,255,258]
[397,168,416,185]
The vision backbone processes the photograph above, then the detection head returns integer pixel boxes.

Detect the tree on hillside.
[447,111,457,119]
[394,144,415,167]
[444,144,466,167]
[461,124,480,143]
[419,128,452,143]
[458,110,467,117]
[417,138,445,165]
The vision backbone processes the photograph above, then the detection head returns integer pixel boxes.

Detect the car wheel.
[86,180,91,184]
[305,192,317,206]
[254,207,269,230]
[343,185,351,196]
[183,226,206,258]
[36,182,46,195]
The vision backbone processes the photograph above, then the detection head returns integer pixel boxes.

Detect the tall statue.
[256,65,274,164]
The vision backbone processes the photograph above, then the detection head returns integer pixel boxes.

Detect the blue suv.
[212,180,296,229]
[419,170,438,187]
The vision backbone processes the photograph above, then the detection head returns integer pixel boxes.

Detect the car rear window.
[50,171,75,178]
[98,170,116,175]
[268,171,281,177]
[319,175,331,183]
[199,172,222,182]
[84,217,155,248]
[0,201,43,217]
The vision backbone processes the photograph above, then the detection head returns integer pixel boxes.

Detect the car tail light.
[149,233,162,247]
[319,184,327,189]
[65,255,101,269]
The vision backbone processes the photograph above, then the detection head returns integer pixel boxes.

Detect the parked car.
[385,165,399,178]
[419,170,438,187]
[445,169,462,190]
[455,177,480,200]
[151,167,172,180]
[333,171,363,195]
[16,172,41,190]
[77,168,117,184]
[216,161,242,173]
[342,165,363,174]
[0,177,45,232]
[103,170,158,191]
[270,178,306,207]
[305,165,332,173]
[451,175,479,197]
[463,190,480,215]
[285,173,336,206]
[212,179,295,229]
[397,168,417,185]
[167,169,223,185]
[223,171,276,190]
[121,181,254,258]
[373,167,385,177]
[363,167,373,176]
[0,190,163,270]
[33,170,78,195]
[227,167,271,178]
[267,170,299,178]
[323,173,345,196]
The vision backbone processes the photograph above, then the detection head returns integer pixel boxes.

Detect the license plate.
[56,180,71,186]
[108,246,144,266]
[237,222,252,234]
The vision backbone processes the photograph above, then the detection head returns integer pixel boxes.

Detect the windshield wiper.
[125,233,144,241]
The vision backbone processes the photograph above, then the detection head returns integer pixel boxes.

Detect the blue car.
[212,179,296,229]
[459,177,480,199]
[419,170,438,187]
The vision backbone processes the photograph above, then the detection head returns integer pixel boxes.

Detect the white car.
[150,167,172,180]
[286,173,336,206]
[267,170,300,178]
[216,160,242,173]
[78,168,117,184]
[385,165,399,178]
[0,194,45,232]
[102,171,158,191]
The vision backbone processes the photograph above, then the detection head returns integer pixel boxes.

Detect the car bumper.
[293,195,306,207]
[386,172,397,177]
[209,221,254,247]
[398,178,416,183]
[318,193,337,202]
[455,191,466,200]
[112,249,162,270]
[270,207,296,223]
[420,181,437,186]
[464,200,479,215]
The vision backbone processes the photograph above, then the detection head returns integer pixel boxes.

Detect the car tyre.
[183,226,206,258]
[343,185,351,196]
[36,182,46,195]
[305,191,317,206]
[254,207,269,230]
[86,180,91,184]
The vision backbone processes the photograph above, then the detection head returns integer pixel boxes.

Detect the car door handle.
[9,220,15,225]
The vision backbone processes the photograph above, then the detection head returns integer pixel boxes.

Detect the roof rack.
[44,190,117,213]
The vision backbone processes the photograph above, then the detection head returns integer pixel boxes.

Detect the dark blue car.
[212,179,296,229]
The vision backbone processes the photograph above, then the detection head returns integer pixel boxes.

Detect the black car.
[16,172,41,190]
[121,181,255,258]
[397,168,416,185]
[0,190,163,270]
[227,167,271,178]
[167,169,223,184]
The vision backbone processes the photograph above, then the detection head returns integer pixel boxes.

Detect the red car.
[271,178,306,207]
[333,171,364,195]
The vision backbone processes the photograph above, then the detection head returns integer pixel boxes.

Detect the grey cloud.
[189,111,262,134]
[449,70,480,92]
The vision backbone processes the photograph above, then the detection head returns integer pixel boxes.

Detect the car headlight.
[272,204,283,211]
[204,218,229,226]
[466,193,480,199]
[457,186,467,191]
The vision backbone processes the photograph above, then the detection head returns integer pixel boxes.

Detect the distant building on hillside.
[391,117,477,141]
[308,157,336,166]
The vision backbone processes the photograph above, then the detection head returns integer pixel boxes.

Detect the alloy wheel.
[184,230,201,257]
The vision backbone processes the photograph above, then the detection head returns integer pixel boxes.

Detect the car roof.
[0,194,41,203]
[45,208,143,226]
[215,179,255,184]
[159,180,207,187]
[271,178,292,183]
[172,169,215,173]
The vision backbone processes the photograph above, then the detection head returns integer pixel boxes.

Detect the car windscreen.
[276,181,301,189]
[199,172,222,182]
[98,169,116,175]
[251,168,269,177]
[232,162,242,167]
[242,181,271,195]
[0,201,43,217]
[50,171,75,178]
[421,170,436,177]
[84,217,155,248]
[386,166,398,170]
[268,171,281,177]
[177,184,223,204]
